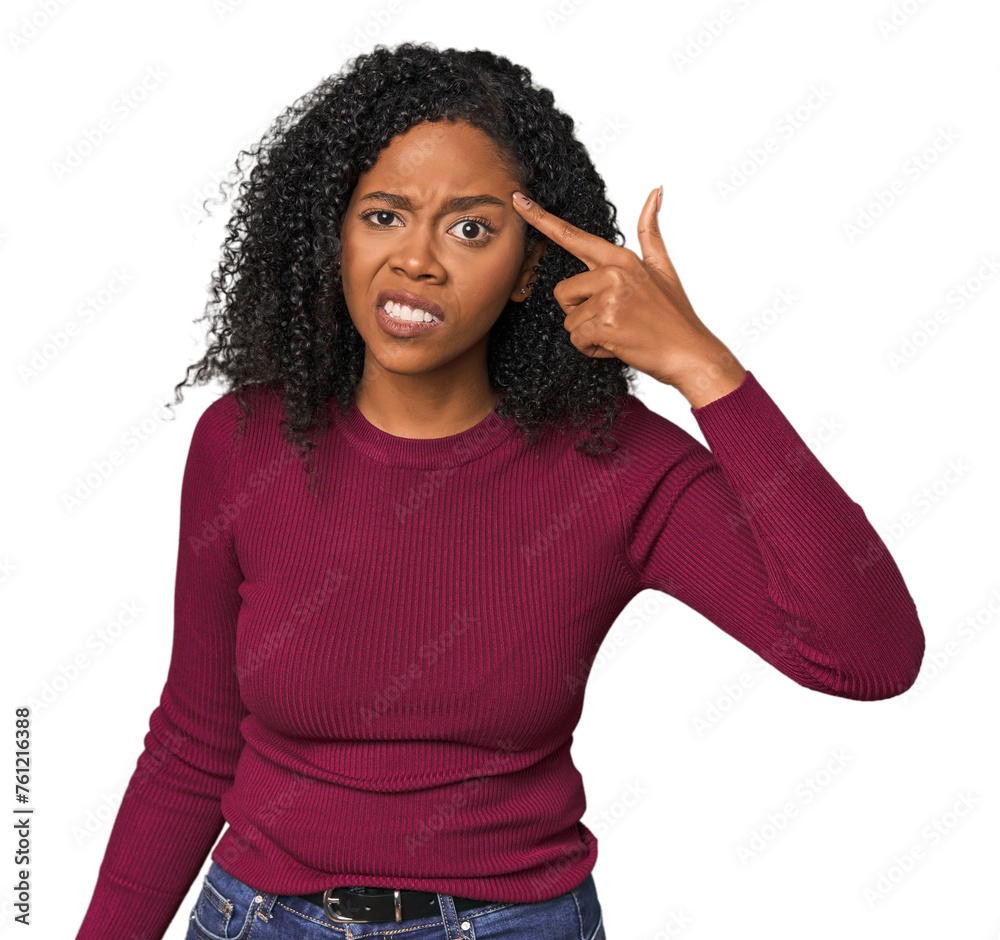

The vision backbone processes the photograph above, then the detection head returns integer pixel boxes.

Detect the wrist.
[673,352,747,409]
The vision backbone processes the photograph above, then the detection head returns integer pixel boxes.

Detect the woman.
[74,41,924,940]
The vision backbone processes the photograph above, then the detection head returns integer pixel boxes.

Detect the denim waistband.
[186,860,605,940]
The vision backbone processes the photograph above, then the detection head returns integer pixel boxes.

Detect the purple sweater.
[74,370,924,939]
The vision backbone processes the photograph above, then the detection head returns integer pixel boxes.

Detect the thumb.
[637,185,678,280]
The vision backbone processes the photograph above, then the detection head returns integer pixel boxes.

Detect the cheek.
[339,225,367,266]
[456,250,522,312]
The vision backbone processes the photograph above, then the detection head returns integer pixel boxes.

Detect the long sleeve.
[617,371,925,700]
[75,395,248,940]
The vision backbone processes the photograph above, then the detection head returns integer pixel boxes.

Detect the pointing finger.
[512,191,618,272]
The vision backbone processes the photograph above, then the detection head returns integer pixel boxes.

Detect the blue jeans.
[185,861,606,940]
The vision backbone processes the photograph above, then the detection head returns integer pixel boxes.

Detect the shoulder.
[194,384,285,439]
[187,385,288,473]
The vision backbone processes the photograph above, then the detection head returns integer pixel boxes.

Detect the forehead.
[357,119,517,193]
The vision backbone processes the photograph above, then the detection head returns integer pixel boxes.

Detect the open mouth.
[375,289,446,322]
[382,299,442,324]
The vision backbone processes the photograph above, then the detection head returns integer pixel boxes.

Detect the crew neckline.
[335,395,518,469]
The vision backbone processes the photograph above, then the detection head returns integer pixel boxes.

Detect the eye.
[358,209,402,228]
[447,216,495,243]
[357,209,496,245]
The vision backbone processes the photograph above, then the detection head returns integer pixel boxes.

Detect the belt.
[296,886,493,923]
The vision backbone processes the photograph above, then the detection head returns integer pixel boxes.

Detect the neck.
[354,380,500,440]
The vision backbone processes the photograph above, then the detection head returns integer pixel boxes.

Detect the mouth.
[375,289,446,324]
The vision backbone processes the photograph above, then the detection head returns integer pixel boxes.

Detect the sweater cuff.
[687,370,809,474]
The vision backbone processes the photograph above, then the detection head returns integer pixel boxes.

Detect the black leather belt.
[296,886,492,923]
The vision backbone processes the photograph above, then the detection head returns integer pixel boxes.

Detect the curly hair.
[170,41,639,493]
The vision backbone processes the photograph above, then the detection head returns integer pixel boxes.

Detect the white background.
[3,0,999,938]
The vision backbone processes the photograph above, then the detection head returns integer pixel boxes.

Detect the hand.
[512,187,746,402]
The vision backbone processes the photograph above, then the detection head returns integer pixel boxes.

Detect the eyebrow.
[357,191,508,214]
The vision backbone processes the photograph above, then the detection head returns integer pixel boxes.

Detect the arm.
[74,395,248,940]
[508,184,923,698]
[618,370,925,700]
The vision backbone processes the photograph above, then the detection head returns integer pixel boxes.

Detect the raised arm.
[616,372,925,700]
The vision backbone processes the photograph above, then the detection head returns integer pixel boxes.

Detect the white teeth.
[385,300,440,323]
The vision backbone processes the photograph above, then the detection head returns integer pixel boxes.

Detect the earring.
[520,288,526,294]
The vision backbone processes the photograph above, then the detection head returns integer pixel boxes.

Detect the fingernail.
[513,191,532,208]
[656,185,663,214]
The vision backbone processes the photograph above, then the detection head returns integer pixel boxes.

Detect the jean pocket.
[190,869,252,940]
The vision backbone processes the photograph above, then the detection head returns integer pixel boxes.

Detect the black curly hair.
[170,41,639,492]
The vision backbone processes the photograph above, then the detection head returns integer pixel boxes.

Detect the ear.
[510,237,548,303]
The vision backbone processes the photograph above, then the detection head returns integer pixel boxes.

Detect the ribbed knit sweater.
[74,370,925,940]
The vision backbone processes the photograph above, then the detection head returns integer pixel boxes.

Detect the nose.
[388,223,446,281]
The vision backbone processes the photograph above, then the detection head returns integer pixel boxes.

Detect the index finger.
[512,191,617,271]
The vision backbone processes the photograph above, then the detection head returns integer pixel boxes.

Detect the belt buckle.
[322,887,404,923]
